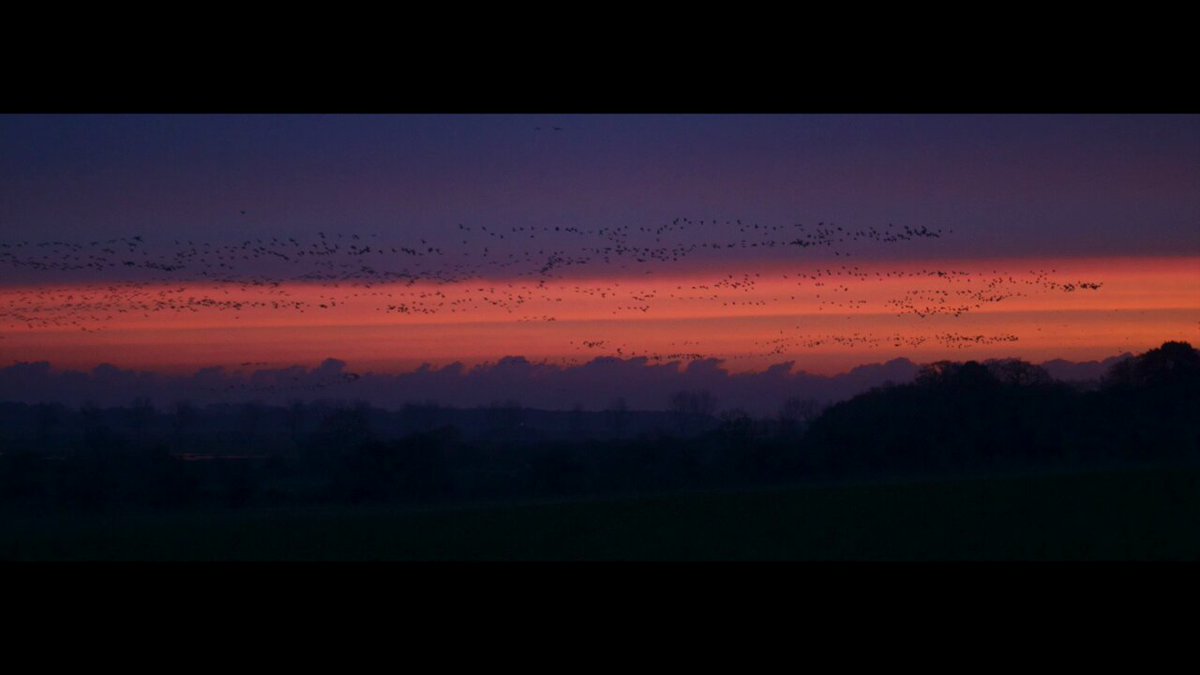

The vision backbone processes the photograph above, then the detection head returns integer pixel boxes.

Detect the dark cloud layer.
[0,353,1132,415]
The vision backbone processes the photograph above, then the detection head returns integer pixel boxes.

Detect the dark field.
[3,466,1197,560]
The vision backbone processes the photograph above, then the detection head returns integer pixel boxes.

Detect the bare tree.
[778,397,821,436]
[606,397,629,438]
[670,390,717,435]
[173,400,197,450]
[987,360,1051,387]
[130,397,155,446]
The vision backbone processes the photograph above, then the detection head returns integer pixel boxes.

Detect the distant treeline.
[0,342,1196,512]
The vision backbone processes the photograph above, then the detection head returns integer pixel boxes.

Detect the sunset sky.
[1,115,1197,380]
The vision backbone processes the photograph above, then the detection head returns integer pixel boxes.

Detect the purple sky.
[0,114,1196,403]
[3,115,1196,264]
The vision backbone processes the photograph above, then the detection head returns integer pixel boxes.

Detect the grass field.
[2,466,1198,560]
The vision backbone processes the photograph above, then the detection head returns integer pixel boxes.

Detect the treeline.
[0,342,1196,512]
[804,341,1199,476]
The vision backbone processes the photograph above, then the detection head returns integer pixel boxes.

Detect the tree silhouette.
[486,400,525,443]
[237,402,265,449]
[338,431,456,503]
[129,397,155,446]
[606,397,629,438]
[670,390,717,435]
[172,400,197,450]
[33,403,61,450]
[285,400,308,447]
[988,359,1052,387]
[1132,341,1199,389]
[402,401,442,434]
[778,397,821,437]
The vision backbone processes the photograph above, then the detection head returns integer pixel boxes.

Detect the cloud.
[0,352,1131,415]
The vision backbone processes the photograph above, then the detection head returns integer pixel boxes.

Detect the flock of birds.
[756,331,1022,357]
[0,215,1106,392]
[0,218,949,285]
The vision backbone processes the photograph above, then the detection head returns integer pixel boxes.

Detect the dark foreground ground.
[2,466,1197,560]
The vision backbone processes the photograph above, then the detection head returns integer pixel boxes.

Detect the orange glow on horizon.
[1,255,1197,376]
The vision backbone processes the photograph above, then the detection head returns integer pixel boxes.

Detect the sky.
[1,114,1197,402]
